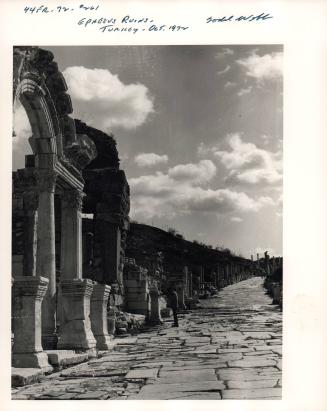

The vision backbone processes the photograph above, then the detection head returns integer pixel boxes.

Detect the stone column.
[107,307,116,336]
[58,188,96,350]
[189,271,193,297]
[177,284,186,310]
[36,170,57,349]
[23,191,39,277]
[148,286,163,325]
[90,284,112,350]
[60,189,84,280]
[12,276,52,371]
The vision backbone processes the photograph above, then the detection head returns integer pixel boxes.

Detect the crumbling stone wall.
[126,223,256,298]
[73,120,130,309]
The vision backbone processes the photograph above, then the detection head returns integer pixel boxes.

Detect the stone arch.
[13,47,76,162]
[17,78,57,146]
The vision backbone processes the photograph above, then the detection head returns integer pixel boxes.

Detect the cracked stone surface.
[12,277,282,400]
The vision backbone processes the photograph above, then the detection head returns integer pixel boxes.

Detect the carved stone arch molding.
[13,46,97,188]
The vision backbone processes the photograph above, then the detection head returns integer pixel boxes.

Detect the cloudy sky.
[13,45,283,258]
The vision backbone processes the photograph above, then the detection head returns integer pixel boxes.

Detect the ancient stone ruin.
[11,46,280,378]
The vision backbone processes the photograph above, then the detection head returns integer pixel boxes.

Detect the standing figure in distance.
[167,286,179,327]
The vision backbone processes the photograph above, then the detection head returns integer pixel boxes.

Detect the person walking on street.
[168,287,179,327]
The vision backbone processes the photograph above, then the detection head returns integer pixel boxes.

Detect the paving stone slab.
[35,392,78,400]
[183,337,211,343]
[138,380,225,395]
[268,339,282,345]
[129,391,222,400]
[222,388,282,399]
[194,349,218,355]
[244,333,272,340]
[125,368,159,379]
[270,347,282,355]
[244,350,273,356]
[254,345,274,351]
[227,379,278,389]
[158,369,217,383]
[218,368,277,380]
[75,391,111,399]
[228,359,277,368]
[131,361,174,368]
[161,363,227,372]
[218,348,254,354]
[217,353,243,361]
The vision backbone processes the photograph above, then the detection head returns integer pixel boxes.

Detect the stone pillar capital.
[13,276,49,300]
[91,283,111,301]
[36,170,58,193]
[60,278,94,297]
[62,189,85,211]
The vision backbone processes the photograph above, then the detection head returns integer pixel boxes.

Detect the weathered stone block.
[11,368,45,387]
[90,284,112,350]
[12,352,52,372]
[12,276,52,372]
[46,350,88,368]
[57,279,96,350]
[148,287,162,325]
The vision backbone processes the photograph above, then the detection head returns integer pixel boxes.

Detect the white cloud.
[237,52,283,81]
[13,102,32,140]
[168,160,216,184]
[197,141,221,158]
[231,216,243,223]
[12,102,33,171]
[217,65,231,75]
[276,193,283,218]
[134,152,168,167]
[224,81,237,89]
[214,134,282,185]
[63,66,154,130]
[237,86,253,97]
[197,142,209,157]
[215,48,234,59]
[129,159,274,219]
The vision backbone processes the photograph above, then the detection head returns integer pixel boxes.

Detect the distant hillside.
[125,223,252,278]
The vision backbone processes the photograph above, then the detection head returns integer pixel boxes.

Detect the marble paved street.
[12,277,282,400]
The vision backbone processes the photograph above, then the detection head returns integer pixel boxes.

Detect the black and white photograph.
[2,1,327,410]
[11,44,283,400]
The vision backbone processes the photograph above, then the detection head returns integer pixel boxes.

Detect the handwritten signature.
[206,13,273,23]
